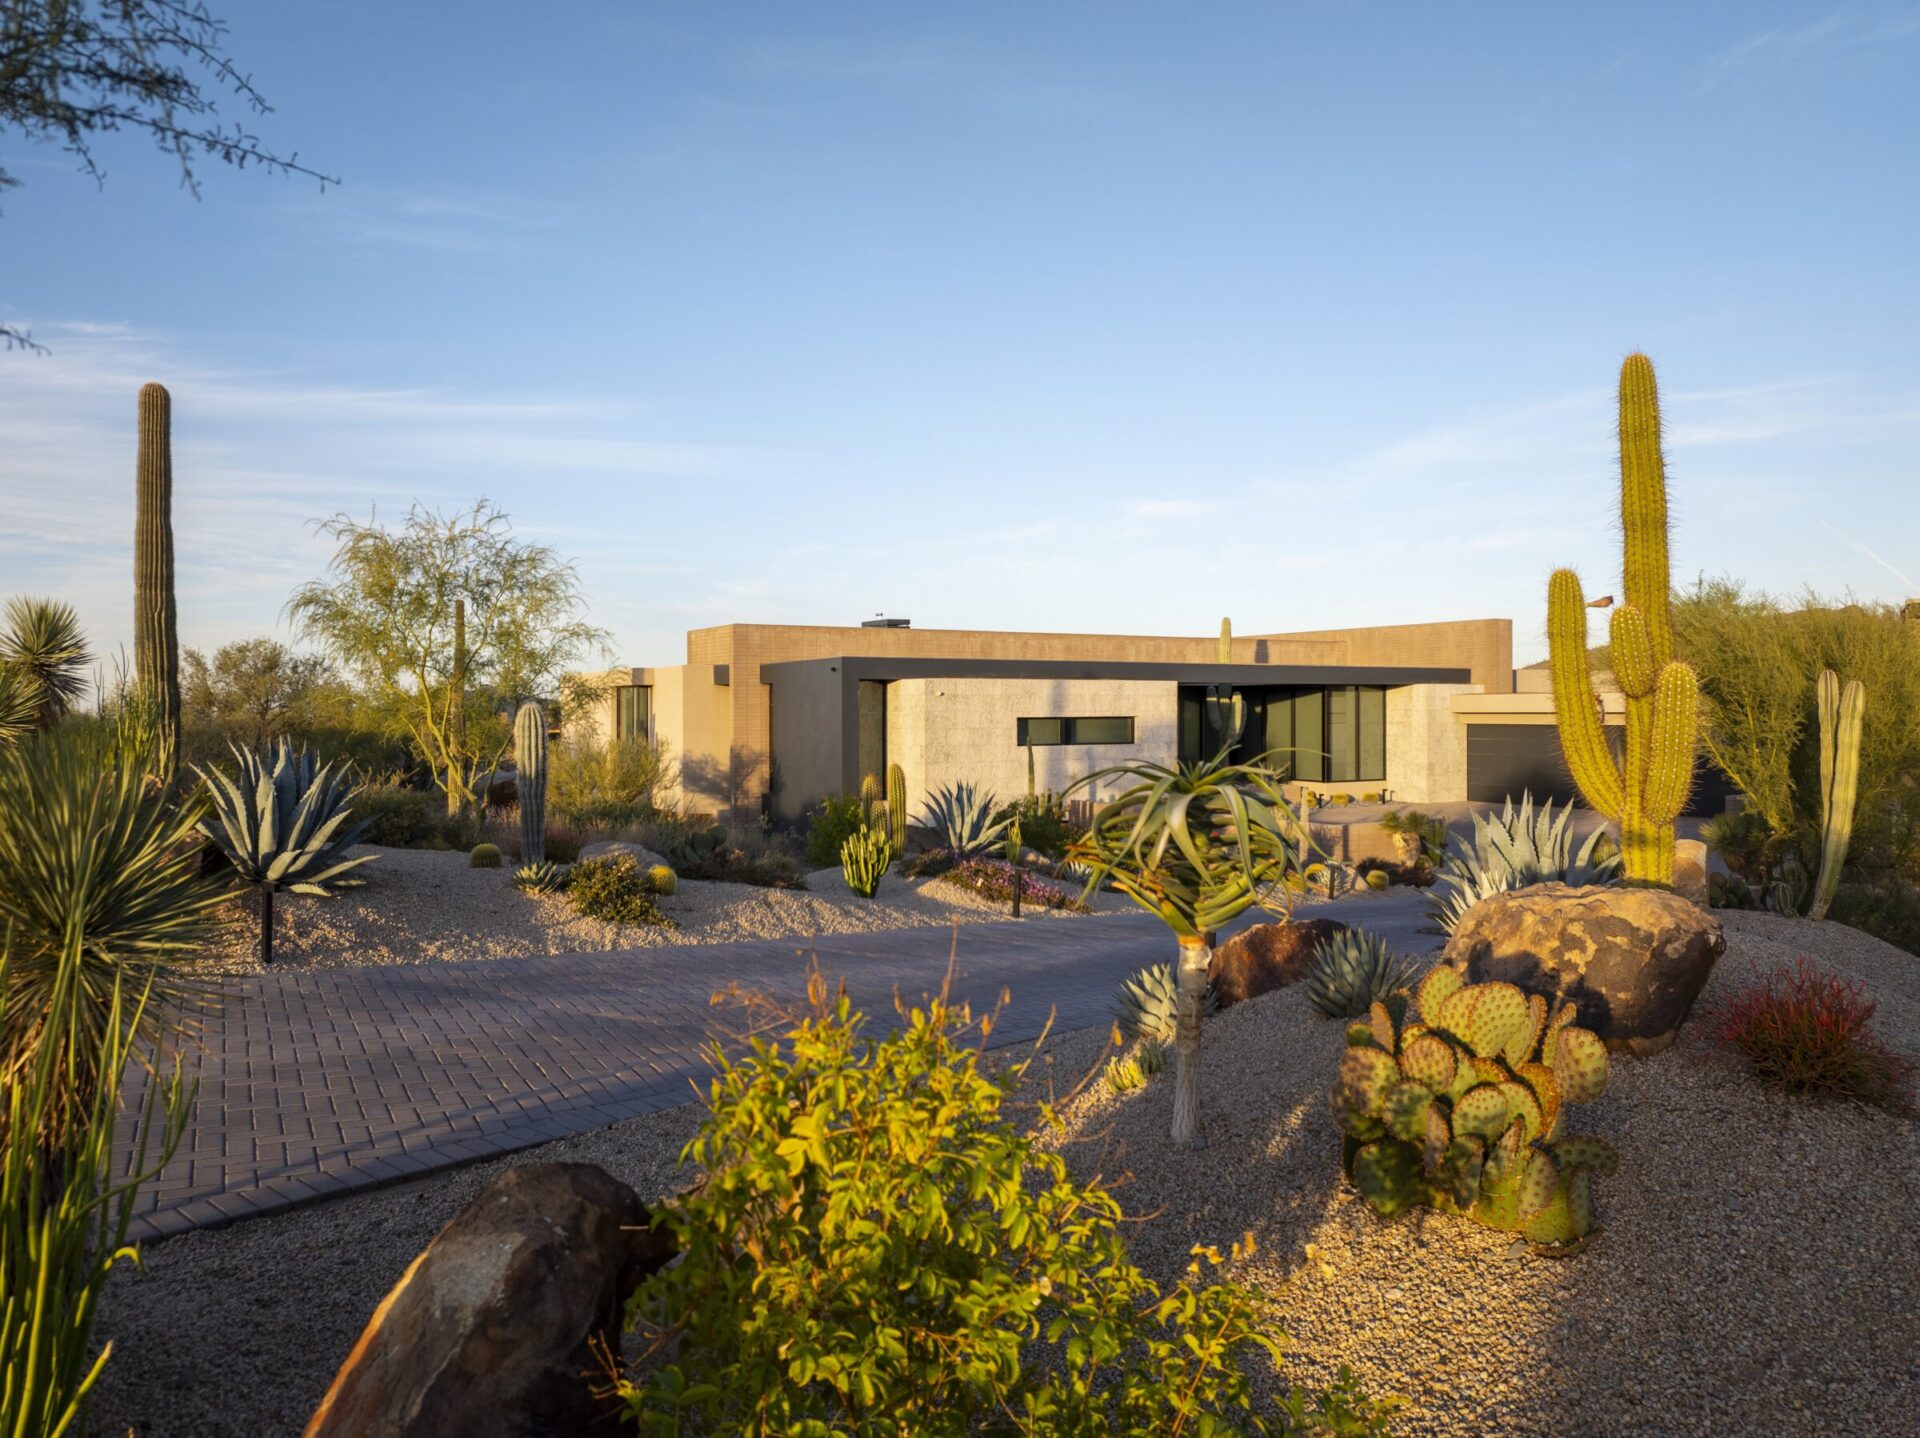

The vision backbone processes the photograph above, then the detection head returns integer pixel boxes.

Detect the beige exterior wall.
[886,677,1179,813]
[1385,683,1479,803]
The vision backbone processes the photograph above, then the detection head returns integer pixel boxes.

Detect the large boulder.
[305,1163,676,1438]
[1209,919,1349,1008]
[1442,883,1726,1056]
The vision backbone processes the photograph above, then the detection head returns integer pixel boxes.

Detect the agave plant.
[915,781,1010,858]
[1428,792,1620,935]
[196,740,376,966]
[1113,962,1219,1044]
[1305,928,1419,1019]
[514,860,567,894]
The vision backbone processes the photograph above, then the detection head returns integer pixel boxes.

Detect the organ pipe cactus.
[887,762,908,854]
[1807,669,1864,922]
[1333,968,1615,1252]
[195,740,375,965]
[134,382,181,777]
[1548,354,1700,886]
[840,826,890,899]
[515,700,547,867]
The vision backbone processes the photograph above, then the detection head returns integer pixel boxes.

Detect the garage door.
[1467,724,1737,815]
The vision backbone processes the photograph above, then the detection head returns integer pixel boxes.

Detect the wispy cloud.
[1707,7,1920,80]
[742,36,1106,119]
[276,187,563,252]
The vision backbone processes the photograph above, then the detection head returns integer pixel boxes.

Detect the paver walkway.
[122,893,1436,1242]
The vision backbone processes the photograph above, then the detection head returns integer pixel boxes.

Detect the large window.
[1260,685,1384,782]
[1017,716,1135,746]
[615,685,651,742]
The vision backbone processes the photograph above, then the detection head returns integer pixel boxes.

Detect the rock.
[1673,840,1710,906]
[1209,919,1349,1008]
[1442,883,1726,1055]
[305,1163,676,1438]
[578,839,672,873]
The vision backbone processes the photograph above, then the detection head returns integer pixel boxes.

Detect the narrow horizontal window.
[1017,716,1135,746]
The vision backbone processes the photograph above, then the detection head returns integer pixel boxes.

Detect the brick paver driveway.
[123,893,1436,1242]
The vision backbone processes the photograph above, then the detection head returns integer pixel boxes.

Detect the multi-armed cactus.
[1333,968,1615,1251]
[515,700,547,867]
[135,381,181,777]
[887,762,908,853]
[1808,669,1864,921]
[1203,617,1245,755]
[1548,354,1700,886]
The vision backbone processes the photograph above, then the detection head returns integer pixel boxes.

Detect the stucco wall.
[1385,682,1478,803]
[886,678,1179,814]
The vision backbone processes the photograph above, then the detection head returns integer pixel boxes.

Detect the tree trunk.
[258,883,275,967]
[1171,932,1213,1147]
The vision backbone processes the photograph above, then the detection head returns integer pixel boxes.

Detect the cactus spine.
[135,381,180,776]
[1547,355,1700,886]
[515,700,547,867]
[887,761,907,853]
[1807,669,1864,921]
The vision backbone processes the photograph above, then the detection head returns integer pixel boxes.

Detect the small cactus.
[1105,1056,1146,1094]
[887,762,908,854]
[646,864,678,896]
[515,700,547,867]
[840,826,891,898]
[469,842,502,868]
[1333,972,1615,1251]
[1305,928,1418,1019]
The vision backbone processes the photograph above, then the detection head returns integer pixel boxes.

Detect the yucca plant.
[1428,792,1620,935]
[0,597,91,731]
[0,727,221,1149]
[0,669,34,752]
[196,739,376,966]
[1069,751,1312,1145]
[915,781,1010,858]
[1,931,194,1435]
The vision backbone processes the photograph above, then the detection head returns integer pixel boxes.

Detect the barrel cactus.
[1113,962,1219,1044]
[515,700,547,867]
[1333,968,1616,1252]
[1306,928,1418,1019]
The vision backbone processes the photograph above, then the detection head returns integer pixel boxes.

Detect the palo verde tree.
[286,501,607,816]
[1,0,334,351]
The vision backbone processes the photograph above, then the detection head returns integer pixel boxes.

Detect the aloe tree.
[195,740,376,965]
[1067,752,1310,1146]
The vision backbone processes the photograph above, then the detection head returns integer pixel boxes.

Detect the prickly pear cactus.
[1332,968,1616,1252]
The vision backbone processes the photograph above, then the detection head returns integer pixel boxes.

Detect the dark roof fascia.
[758,657,1472,687]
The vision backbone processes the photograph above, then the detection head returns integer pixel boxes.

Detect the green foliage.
[1104,1054,1146,1093]
[568,853,674,926]
[1334,970,1614,1251]
[1,936,194,1437]
[181,637,353,754]
[1701,809,1775,889]
[1828,880,1920,956]
[839,826,890,899]
[1707,871,1759,911]
[547,734,670,829]
[135,381,181,777]
[935,858,1086,912]
[1378,807,1448,861]
[619,977,1399,1434]
[1428,792,1620,935]
[805,793,870,866]
[469,842,502,868]
[285,500,608,816]
[1548,354,1701,886]
[994,792,1083,859]
[0,726,221,1146]
[1113,962,1218,1044]
[663,824,805,889]
[1306,929,1418,1019]
[916,781,1011,858]
[0,668,33,752]
[349,780,464,848]
[0,596,91,731]
[513,860,567,894]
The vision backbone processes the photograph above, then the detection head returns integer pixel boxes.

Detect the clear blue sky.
[5,2,1918,675]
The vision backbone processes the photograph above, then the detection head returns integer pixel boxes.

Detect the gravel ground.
[198,844,1134,974]
[90,910,1919,1436]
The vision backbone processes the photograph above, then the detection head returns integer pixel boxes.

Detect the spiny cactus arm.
[1809,671,1864,921]
[1548,569,1625,818]
[1642,661,1700,827]
[1618,353,1674,665]
[1218,617,1232,663]
[1608,604,1656,699]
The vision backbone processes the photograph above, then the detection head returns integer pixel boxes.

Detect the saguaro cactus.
[887,761,907,853]
[1203,617,1245,755]
[1218,616,1232,663]
[1548,355,1700,886]
[135,381,180,775]
[515,700,547,867]
[1808,669,1864,921]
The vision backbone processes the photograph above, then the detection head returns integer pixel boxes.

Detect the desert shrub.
[901,847,959,879]
[567,854,674,927]
[547,735,673,826]
[667,824,807,889]
[936,858,1086,912]
[1355,857,1436,889]
[1828,881,1920,956]
[1712,957,1915,1111]
[1700,810,1776,890]
[469,842,501,869]
[618,976,1397,1434]
[351,781,453,848]
[804,793,868,867]
[994,793,1083,859]
[544,822,585,864]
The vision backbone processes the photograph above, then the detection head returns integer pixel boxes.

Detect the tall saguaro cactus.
[1547,354,1701,886]
[1203,617,1245,755]
[887,761,907,854]
[516,700,547,867]
[135,381,181,776]
[1808,669,1864,921]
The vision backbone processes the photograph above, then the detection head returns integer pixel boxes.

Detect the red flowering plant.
[1713,956,1915,1113]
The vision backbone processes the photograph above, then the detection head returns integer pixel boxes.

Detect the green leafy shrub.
[351,781,457,848]
[544,822,584,864]
[803,793,868,867]
[567,854,674,927]
[1829,880,1920,955]
[469,842,502,868]
[1712,956,1915,1110]
[547,735,671,826]
[668,824,806,889]
[619,977,1398,1434]
[993,794,1083,859]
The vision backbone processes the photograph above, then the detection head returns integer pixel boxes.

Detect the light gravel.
[91,911,1919,1437]
[198,844,1134,975]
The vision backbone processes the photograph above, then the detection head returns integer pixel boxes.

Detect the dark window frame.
[1016,715,1136,747]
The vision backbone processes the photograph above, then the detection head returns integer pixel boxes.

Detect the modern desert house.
[568,615,1651,824]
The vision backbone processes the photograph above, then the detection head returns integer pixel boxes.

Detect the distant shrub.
[1828,881,1920,956]
[352,782,449,848]
[468,842,501,868]
[668,824,806,889]
[618,975,1398,1434]
[993,793,1083,859]
[544,822,584,864]
[547,735,672,824]
[1355,856,1436,889]
[936,858,1086,912]
[1713,956,1915,1111]
[902,847,959,879]
[567,854,674,927]
[804,793,868,867]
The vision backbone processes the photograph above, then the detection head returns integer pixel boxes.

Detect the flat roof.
[759,656,1473,687]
